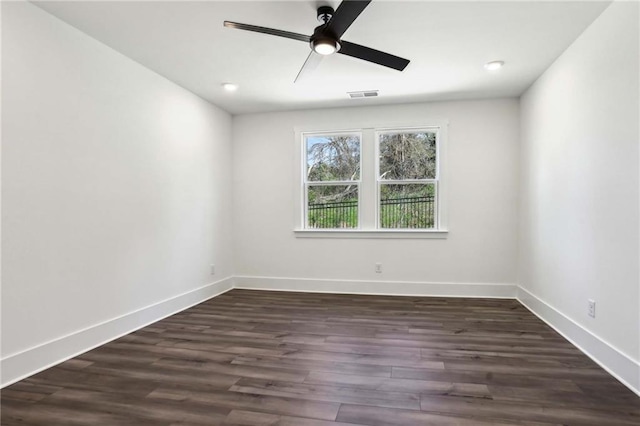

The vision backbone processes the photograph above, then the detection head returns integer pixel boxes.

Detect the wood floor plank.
[285,349,444,369]
[304,370,494,400]
[147,388,341,421]
[282,341,425,358]
[1,399,167,426]
[45,388,231,425]
[222,409,360,426]
[335,404,551,426]
[151,357,310,383]
[81,362,242,390]
[487,384,640,414]
[420,394,640,425]
[26,367,161,398]
[391,366,585,392]
[2,289,638,426]
[230,354,393,377]
[229,378,421,410]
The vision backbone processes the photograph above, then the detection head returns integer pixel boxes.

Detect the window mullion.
[360,128,376,229]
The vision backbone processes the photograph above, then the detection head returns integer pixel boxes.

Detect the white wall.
[519,1,639,392]
[233,99,520,295]
[1,2,234,385]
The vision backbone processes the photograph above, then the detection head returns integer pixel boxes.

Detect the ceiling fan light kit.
[223,0,410,82]
[312,36,340,55]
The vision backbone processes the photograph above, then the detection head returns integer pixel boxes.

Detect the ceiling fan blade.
[326,0,372,38]
[295,51,325,83]
[339,40,410,71]
[223,21,311,43]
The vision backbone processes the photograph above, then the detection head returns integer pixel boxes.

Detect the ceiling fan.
[223,0,410,82]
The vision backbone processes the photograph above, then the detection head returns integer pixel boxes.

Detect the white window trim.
[294,121,449,239]
[293,229,449,239]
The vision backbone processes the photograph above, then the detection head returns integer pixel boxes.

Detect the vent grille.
[348,90,379,99]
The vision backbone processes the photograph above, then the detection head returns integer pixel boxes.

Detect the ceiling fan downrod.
[316,6,334,24]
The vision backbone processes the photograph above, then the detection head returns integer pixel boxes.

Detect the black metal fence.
[380,195,435,229]
[308,199,358,228]
[308,196,435,229]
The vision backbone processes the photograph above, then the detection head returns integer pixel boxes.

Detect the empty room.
[1,0,639,424]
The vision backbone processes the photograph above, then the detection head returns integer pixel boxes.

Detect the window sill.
[293,229,449,239]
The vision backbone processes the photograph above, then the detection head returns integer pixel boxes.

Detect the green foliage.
[380,183,435,199]
[379,132,436,180]
[307,184,357,204]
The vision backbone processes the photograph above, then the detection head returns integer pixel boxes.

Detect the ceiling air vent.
[348,90,379,99]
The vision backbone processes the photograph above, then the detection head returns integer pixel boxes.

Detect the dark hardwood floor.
[2,289,639,425]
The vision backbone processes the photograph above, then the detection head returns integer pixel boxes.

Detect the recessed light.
[222,83,238,92]
[484,61,504,71]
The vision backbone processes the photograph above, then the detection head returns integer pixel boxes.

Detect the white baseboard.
[0,277,234,388]
[517,286,640,397]
[234,275,517,298]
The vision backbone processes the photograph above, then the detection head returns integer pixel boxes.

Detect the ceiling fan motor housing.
[311,25,341,54]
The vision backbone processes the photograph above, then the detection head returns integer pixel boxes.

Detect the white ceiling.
[34,1,611,115]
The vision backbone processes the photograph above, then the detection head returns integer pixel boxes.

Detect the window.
[304,133,361,228]
[296,123,447,238]
[377,130,438,229]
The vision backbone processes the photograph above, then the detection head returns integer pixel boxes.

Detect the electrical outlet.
[588,299,596,318]
[375,263,382,273]
[210,264,216,275]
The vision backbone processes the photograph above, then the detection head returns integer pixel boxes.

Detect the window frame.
[294,121,448,239]
[303,131,363,229]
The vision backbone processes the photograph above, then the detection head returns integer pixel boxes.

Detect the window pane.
[306,135,360,182]
[379,131,436,180]
[379,183,435,229]
[308,185,358,228]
